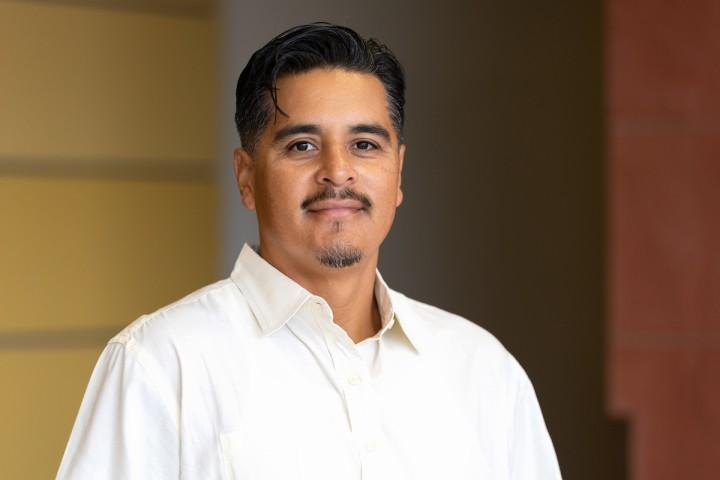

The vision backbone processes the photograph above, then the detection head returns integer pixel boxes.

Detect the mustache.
[301,187,373,211]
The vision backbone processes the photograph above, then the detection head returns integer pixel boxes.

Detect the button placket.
[310,297,387,478]
[311,300,367,440]
[345,355,388,480]
[341,357,367,434]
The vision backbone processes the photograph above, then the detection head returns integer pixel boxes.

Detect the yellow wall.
[0,2,218,478]
[0,1,216,160]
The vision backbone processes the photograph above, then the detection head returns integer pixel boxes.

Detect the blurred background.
[0,0,717,479]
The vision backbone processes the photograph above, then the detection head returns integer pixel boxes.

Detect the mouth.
[306,199,366,218]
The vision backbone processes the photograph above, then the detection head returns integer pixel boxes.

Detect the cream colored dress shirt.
[57,244,561,479]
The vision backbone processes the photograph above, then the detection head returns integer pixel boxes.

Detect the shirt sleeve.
[56,341,179,480]
[508,369,563,480]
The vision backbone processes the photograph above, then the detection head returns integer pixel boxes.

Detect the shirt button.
[364,440,378,453]
[347,373,362,386]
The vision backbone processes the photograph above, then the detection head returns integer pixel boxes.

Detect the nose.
[315,144,356,187]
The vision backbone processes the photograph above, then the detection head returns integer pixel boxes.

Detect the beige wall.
[0,2,217,478]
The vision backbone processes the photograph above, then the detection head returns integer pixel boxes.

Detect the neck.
[258,244,381,343]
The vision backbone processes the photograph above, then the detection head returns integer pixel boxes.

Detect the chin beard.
[316,243,363,269]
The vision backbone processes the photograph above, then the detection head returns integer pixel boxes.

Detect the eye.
[288,141,317,152]
[354,140,378,151]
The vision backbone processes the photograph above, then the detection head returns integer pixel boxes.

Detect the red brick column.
[607,1,720,479]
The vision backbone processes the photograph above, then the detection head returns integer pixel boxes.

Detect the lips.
[307,199,365,211]
[306,199,366,217]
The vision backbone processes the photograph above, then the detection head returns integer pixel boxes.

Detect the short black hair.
[234,22,405,152]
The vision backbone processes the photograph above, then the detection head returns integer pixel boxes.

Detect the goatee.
[316,243,363,268]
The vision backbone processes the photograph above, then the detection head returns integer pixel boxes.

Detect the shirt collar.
[230,243,428,353]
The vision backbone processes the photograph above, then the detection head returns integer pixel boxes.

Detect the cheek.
[255,167,307,222]
[367,168,401,202]
[365,171,401,222]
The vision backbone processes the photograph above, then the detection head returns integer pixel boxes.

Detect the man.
[58,23,561,479]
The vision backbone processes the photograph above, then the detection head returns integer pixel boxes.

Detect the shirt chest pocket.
[219,430,302,480]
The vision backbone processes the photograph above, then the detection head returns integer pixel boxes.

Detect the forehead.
[271,68,392,132]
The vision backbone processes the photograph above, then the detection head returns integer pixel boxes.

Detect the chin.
[314,241,364,269]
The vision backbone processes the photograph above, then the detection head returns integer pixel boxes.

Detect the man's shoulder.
[108,277,252,351]
[391,289,533,390]
[390,289,508,357]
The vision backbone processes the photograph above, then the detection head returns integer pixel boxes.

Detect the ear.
[233,148,256,210]
[395,143,405,207]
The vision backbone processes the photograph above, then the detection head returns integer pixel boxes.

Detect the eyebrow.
[349,123,391,143]
[272,122,392,145]
[272,124,321,144]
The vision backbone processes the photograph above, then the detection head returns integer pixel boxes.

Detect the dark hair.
[234,22,405,152]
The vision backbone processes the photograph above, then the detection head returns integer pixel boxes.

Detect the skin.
[234,68,405,343]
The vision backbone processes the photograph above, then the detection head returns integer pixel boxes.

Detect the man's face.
[234,68,405,274]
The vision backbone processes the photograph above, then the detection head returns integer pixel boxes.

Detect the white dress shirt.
[57,244,561,479]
